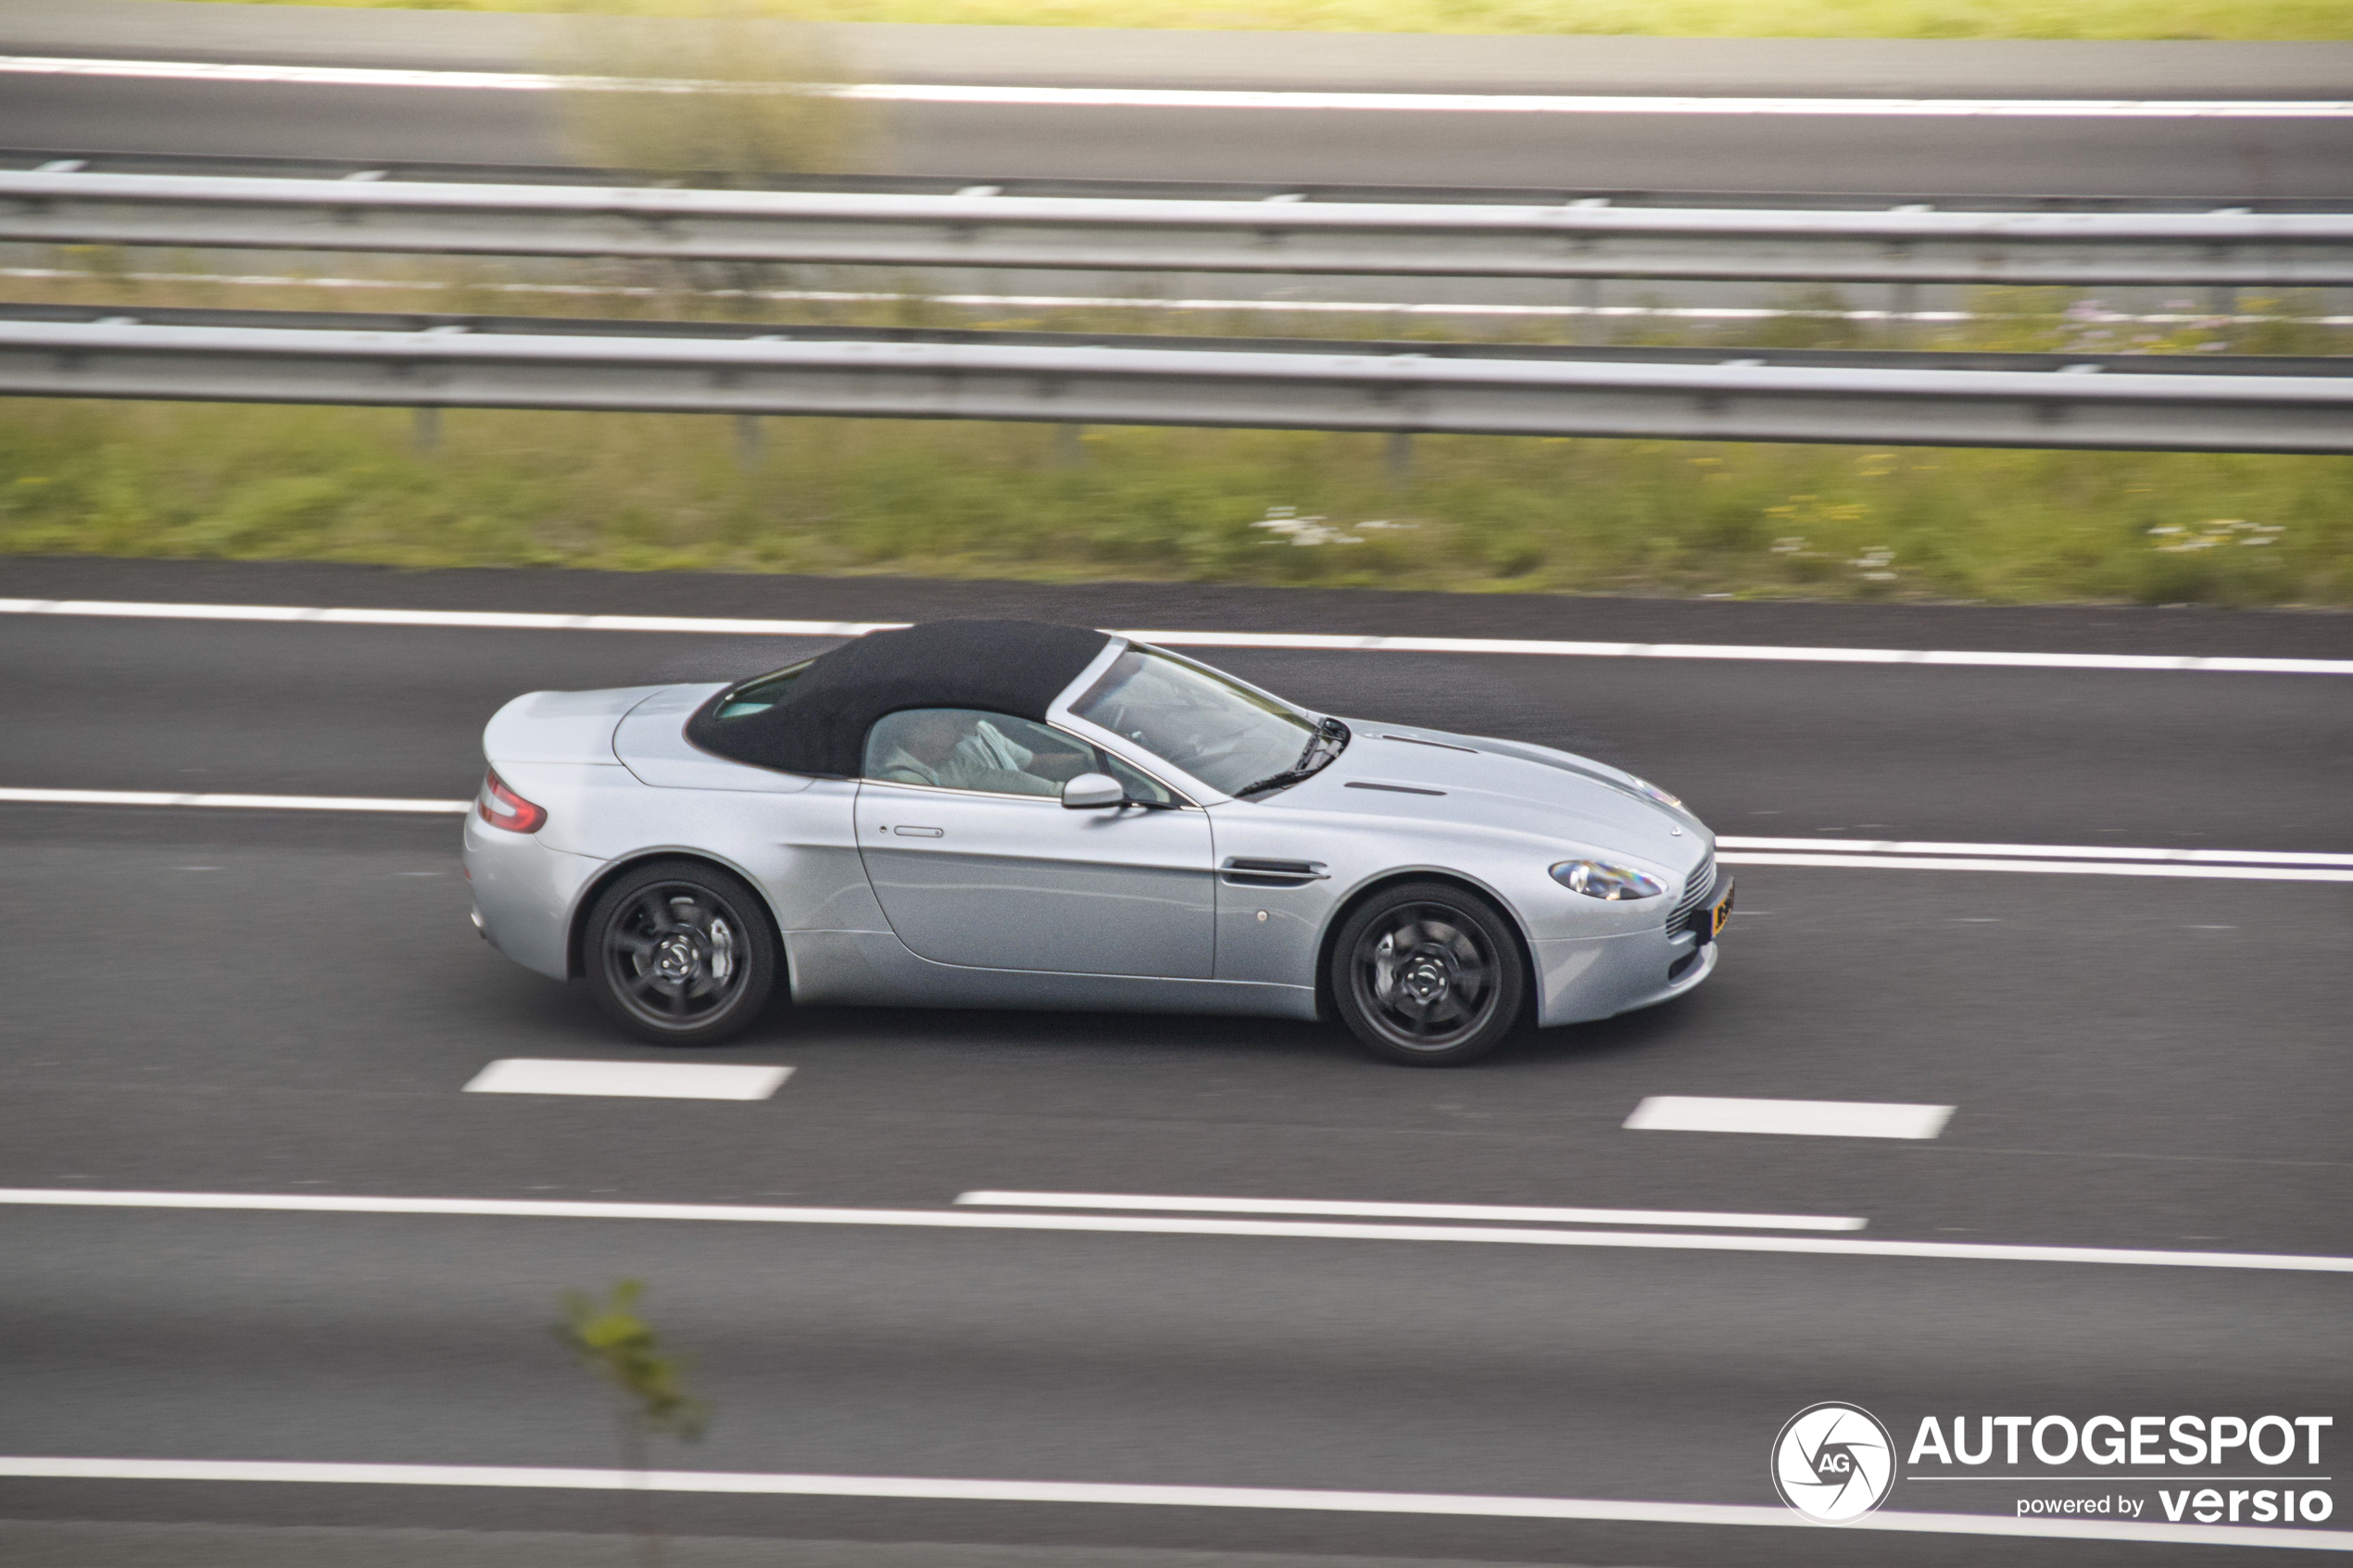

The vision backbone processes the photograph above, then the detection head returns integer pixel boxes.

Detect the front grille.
[1669,851,1717,934]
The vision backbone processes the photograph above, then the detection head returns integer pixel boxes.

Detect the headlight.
[1632,778,1683,810]
[1551,860,1667,900]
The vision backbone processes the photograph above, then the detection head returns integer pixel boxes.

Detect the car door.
[852,709,1215,978]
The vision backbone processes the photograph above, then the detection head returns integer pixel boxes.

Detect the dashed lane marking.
[463,1059,791,1100]
[955,1190,1866,1230]
[1626,1097,1956,1139]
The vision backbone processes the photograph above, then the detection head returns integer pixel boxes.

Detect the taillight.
[478,769,547,834]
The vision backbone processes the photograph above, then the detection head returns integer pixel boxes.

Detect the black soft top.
[686,619,1114,778]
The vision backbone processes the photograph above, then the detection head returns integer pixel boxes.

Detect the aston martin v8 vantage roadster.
[463,620,1729,1065]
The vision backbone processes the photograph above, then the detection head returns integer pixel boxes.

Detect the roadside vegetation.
[6,254,2346,607]
[182,0,2353,43]
[6,395,2346,606]
[554,1280,707,1568]
[548,7,875,179]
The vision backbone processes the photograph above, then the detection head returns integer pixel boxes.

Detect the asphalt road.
[4,6,2348,1556]
[4,600,2347,849]
[1,558,2347,1566]
[13,74,2353,199]
[6,2,2353,197]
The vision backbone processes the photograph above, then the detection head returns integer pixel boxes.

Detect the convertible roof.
[686,619,1114,778]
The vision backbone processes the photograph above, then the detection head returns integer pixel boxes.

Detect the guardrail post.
[1575,278,1604,345]
[1890,282,1919,345]
[1054,423,1087,468]
[411,407,440,456]
[1385,431,1414,487]
[735,414,763,470]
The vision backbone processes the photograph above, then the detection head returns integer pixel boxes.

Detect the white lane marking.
[463,1059,790,1100]
[1626,1097,1955,1139]
[3,57,2349,118]
[0,785,2341,882]
[4,1188,2348,1273]
[1720,835,2353,868]
[955,1190,1864,1230]
[4,598,2347,676]
[1717,851,2353,883]
[0,786,470,813]
[840,83,2353,119]
[0,56,582,91]
[0,598,901,636]
[0,1460,2344,1549]
[1135,629,2353,676]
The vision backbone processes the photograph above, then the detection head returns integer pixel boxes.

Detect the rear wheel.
[1329,881,1525,1067]
[584,859,778,1047]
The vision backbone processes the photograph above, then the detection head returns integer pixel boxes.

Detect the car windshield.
[1070,645,1319,797]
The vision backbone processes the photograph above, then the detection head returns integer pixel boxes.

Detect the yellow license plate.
[1708,884,1735,937]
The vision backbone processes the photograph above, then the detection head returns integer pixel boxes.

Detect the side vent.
[1221,857,1329,888]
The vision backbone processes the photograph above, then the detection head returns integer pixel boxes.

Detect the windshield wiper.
[1236,718,1350,798]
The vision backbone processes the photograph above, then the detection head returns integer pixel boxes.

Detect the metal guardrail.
[11,300,2347,373]
[16,300,2350,371]
[17,148,2352,214]
[3,169,2350,288]
[4,310,2346,452]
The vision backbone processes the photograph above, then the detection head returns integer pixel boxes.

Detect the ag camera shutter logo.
[1772,1402,1896,1524]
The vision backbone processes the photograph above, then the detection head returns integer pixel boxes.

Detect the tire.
[583,859,779,1047]
[1328,881,1527,1067]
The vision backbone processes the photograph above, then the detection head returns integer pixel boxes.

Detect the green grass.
[5,398,2346,606]
[174,0,2353,41]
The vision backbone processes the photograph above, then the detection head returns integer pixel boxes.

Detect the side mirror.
[1062,772,1126,810]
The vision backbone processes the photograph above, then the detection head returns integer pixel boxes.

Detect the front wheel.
[584,859,778,1047]
[1329,882,1526,1067]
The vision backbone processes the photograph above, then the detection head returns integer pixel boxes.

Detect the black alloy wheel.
[1329,881,1526,1066]
[584,859,778,1047]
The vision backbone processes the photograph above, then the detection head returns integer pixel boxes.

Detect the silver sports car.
[463,620,1729,1066]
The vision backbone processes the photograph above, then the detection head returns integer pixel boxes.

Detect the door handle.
[892,825,944,837]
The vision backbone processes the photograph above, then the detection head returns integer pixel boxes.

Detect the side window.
[710,659,813,721]
[862,709,1093,797]
[1099,750,1179,807]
